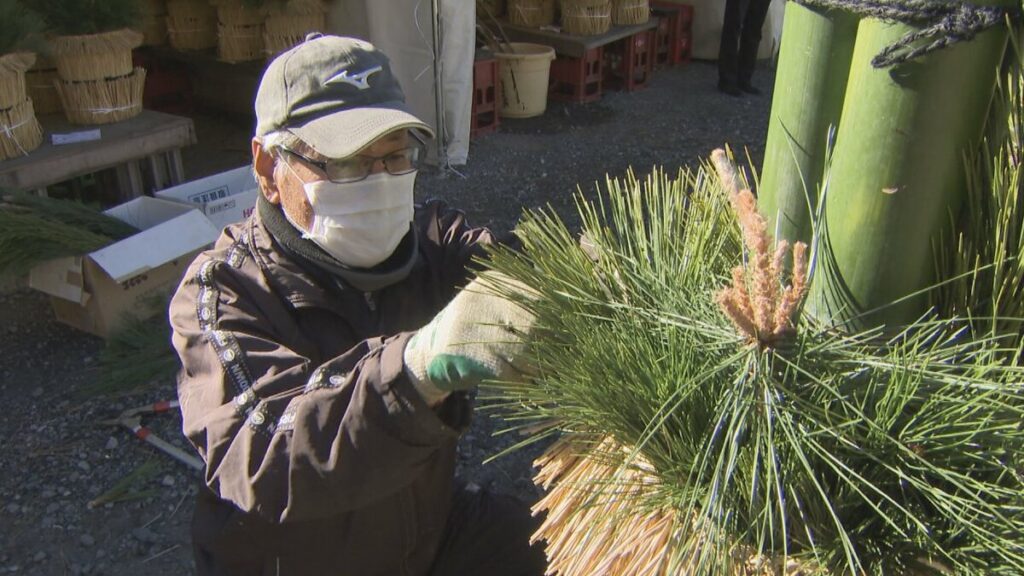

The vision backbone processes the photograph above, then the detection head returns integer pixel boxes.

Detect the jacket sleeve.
[170,254,464,524]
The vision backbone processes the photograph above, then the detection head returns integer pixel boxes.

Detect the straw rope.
[509,0,556,27]
[561,0,612,35]
[0,99,44,161]
[612,0,649,25]
[55,68,146,125]
[0,53,35,110]
[50,29,144,82]
[167,0,219,50]
[26,68,62,115]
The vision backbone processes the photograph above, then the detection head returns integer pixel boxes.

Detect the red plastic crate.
[549,46,604,103]
[651,1,694,66]
[605,30,654,92]
[132,48,194,114]
[471,57,499,138]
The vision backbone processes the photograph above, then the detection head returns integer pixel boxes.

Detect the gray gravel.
[0,59,772,575]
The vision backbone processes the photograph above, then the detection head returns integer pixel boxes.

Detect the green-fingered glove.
[403,272,538,404]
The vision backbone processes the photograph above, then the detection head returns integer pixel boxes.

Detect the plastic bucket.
[494,43,556,118]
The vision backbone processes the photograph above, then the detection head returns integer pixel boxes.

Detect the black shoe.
[718,82,743,97]
[739,82,761,95]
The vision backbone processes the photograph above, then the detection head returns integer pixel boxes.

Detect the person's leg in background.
[737,0,774,94]
[429,485,547,576]
[718,0,745,96]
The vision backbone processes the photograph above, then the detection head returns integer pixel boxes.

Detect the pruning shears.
[99,399,204,471]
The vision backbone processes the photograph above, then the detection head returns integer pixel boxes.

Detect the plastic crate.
[549,46,604,103]
[471,56,500,138]
[604,30,654,92]
[651,1,694,66]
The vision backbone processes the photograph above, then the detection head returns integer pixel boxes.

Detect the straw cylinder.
[0,53,35,111]
[55,67,147,125]
[263,0,326,57]
[166,0,218,51]
[611,0,648,25]
[560,0,611,36]
[211,0,266,62]
[509,0,556,28]
[50,29,144,82]
[0,98,44,161]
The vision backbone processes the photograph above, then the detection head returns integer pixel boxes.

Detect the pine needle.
[87,460,160,509]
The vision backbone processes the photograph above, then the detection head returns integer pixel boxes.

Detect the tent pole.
[431,0,447,167]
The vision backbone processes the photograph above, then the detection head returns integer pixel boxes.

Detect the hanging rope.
[792,0,1020,68]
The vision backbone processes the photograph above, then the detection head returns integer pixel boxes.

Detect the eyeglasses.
[279,138,426,184]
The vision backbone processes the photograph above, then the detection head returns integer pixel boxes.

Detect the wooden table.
[498,18,659,58]
[0,110,196,197]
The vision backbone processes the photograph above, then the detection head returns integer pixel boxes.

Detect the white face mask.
[282,162,416,268]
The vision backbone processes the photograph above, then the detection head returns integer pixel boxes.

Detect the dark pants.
[429,486,547,576]
[718,0,773,88]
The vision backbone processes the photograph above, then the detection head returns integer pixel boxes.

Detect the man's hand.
[404,272,537,404]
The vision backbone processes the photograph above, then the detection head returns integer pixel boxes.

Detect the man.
[170,34,546,575]
[718,0,773,96]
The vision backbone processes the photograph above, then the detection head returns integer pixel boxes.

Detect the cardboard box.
[29,197,221,338]
[155,166,259,229]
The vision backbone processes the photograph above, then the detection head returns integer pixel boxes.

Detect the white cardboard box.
[29,197,221,338]
[155,166,259,230]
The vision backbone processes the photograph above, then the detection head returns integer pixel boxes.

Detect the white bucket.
[494,42,556,118]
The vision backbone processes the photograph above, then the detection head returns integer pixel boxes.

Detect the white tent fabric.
[328,0,474,166]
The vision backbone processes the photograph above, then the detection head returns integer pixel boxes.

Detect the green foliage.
[0,0,46,55]
[0,192,138,277]
[91,300,179,398]
[87,459,160,508]
[482,166,1024,574]
[32,0,140,36]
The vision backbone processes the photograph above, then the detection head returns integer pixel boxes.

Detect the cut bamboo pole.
[758,3,858,248]
[808,0,1013,329]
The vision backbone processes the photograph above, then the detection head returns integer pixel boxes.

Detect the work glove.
[403,271,538,405]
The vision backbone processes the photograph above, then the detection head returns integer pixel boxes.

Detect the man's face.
[253,129,412,231]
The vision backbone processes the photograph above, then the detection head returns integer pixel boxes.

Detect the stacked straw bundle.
[560,0,611,36]
[139,0,169,46]
[508,0,555,28]
[611,0,648,25]
[0,52,44,160]
[25,54,62,115]
[166,0,218,51]
[211,0,265,63]
[50,29,146,125]
[263,0,325,58]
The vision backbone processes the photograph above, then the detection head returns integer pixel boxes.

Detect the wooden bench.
[498,18,659,59]
[0,110,196,199]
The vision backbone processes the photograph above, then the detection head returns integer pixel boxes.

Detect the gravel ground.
[0,60,773,575]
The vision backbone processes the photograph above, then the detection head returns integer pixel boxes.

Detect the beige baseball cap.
[255,33,434,159]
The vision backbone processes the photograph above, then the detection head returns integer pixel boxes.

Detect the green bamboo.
[759,2,858,246]
[809,3,1012,329]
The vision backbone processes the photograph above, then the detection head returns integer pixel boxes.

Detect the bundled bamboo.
[476,0,505,18]
[560,0,611,36]
[0,52,34,110]
[0,98,43,160]
[508,0,555,28]
[263,0,325,57]
[211,0,265,62]
[166,0,218,51]
[55,67,146,125]
[139,0,169,46]
[611,0,648,25]
[49,28,142,82]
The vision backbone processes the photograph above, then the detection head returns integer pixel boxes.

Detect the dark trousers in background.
[718,0,774,89]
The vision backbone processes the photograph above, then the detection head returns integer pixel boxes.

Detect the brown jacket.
[169,199,498,575]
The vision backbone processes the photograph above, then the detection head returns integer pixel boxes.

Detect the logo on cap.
[325,65,383,90]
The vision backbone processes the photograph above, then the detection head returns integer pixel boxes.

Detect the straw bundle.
[476,0,505,18]
[263,0,325,57]
[166,0,218,51]
[49,29,143,82]
[211,0,265,62]
[560,0,611,36]
[0,98,43,160]
[140,0,167,15]
[0,52,34,110]
[508,0,555,28]
[139,0,169,46]
[26,67,62,115]
[611,0,648,25]
[55,67,146,125]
